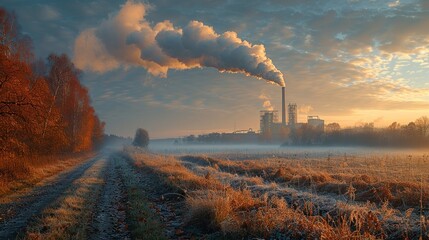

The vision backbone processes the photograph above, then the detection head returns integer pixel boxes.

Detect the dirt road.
[0,151,196,239]
[0,154,102,239]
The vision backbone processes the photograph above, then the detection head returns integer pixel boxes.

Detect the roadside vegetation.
[0,153,95,197]
[22,159,106,239]
[117,153,166,239]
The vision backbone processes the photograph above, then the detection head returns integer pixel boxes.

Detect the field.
[125,144,429,239]
[1,145,428,239]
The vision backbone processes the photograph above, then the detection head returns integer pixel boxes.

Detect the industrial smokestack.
[282,87,286,126]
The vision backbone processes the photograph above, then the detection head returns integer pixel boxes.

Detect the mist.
[148,139,424,158]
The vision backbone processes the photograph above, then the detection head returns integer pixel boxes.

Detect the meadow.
[125,144,429,239]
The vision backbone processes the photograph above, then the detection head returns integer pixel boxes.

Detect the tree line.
[0,8,104,160]
[277,116,429,147]
[294,117,429,147]
[182,116,429,148]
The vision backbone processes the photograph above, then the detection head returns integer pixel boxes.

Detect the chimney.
[282,87,286,126]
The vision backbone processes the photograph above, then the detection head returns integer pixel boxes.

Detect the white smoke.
[259,94,274,111]
[298,105,314,115]
[73,1,285,87]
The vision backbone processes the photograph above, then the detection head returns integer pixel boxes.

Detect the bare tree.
[415,116,429,137]
[326,122,341,132]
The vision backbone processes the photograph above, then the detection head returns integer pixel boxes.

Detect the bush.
[133,128,149,148]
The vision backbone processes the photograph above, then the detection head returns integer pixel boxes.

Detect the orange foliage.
[0,8,104,173]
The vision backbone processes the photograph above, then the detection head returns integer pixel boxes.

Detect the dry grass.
[116,154,166,239]
[0,153,95,196]
[124,147,427,239]
[184,183,397,239]
[182,154,429,209]
[125,147,224,193]
[186,189,261,232]
[22,159,105,239]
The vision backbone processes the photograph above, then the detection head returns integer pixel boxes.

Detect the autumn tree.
[0,7,104,160]
[0,8,38,157]
[92,115,105,149]
[46,53,104,152]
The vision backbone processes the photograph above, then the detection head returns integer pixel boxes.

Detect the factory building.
[259,87,325,141]
[260,110,279,135]
[288,103,297,127]
[259,87,289,140]
[307,116,324,130]
[184,85,325,144]
[221,129,259,143]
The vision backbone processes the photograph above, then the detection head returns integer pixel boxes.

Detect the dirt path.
[0,154,102,239]
[0,151,176,239]
[118,154,193,239]
[88,155,130,240]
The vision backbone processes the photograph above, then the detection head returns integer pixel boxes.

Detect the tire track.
[88,156,130,240]
[0,154,103,239]
[118,154,191,239]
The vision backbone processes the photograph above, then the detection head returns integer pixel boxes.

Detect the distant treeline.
[0,8,104,160]
[183,117,429,148]
[294,118,429,147]
[182,132,259,144]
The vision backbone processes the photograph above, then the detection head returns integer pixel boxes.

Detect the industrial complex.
[183,87,325,143]
[258,87,324,141]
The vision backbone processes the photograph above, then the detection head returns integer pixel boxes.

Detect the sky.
[3,0,429,138]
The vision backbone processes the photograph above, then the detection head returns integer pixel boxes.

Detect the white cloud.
[39,5,60,20]
[388,0,401,7]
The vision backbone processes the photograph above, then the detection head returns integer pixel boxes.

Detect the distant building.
[288,104,297,127]
[307,116,325,131]
[222,129,259,143]
[257,87,324,141]
[260,110,278,135]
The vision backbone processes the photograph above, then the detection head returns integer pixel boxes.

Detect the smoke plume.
[74,1,285,87]
[259,94,274,111]
[298,105,313,115]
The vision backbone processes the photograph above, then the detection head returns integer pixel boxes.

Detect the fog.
[149,140,428,159]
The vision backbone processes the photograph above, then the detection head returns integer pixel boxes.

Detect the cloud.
[421,0,429,9]
[73,0,285,86]
[74,28,120,73]
[298,105,313,115]
[275,48,429,118]
[307,4,429,56]
[388,0,400,7]
[39,5,60,20]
